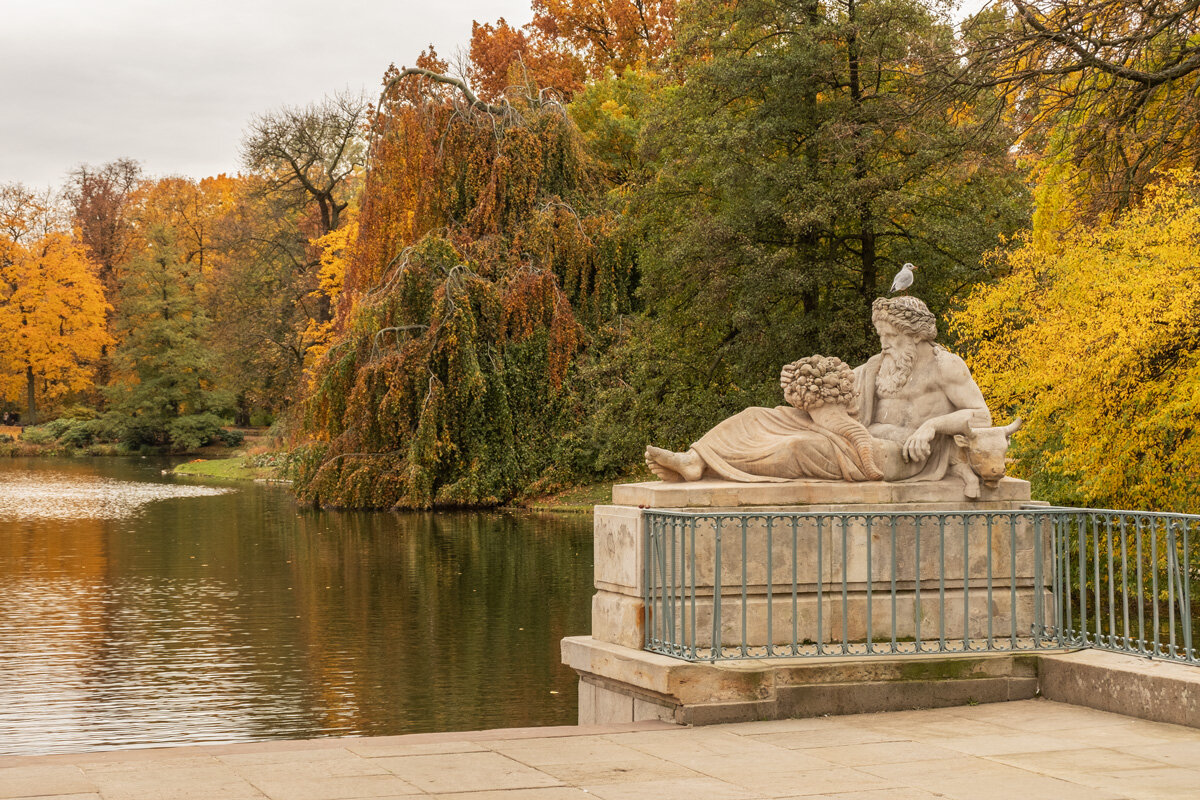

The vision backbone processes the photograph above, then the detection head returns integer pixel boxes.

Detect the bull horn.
[1002,417,1023,436]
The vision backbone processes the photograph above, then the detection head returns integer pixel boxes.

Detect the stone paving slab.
[4,700,1200,800]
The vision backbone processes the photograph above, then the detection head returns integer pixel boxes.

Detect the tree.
[62,158,143,392]
[133,175,231,275]
[237,91,368,407]
[105,226,230,449]
[199,173,336,421]
[959,0,1200,218]
[529,0,676,75]
[1,183,58,243]
[64,159,142,300]
[468,18,588,100]
[0,185,110,423]
[242,91,367,239]
[567,66,661,185]
[952,169,1200,512]
[467,0,676,101]
[292,63,635,508]
[627,0,1027,451]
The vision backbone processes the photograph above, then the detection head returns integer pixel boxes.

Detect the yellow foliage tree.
[0,231,111,422]
[303,217,356,382]
[952,169,1200,512]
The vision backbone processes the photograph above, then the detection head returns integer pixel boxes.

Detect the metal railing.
[642,507,1198,664]
[1049,508,1197,663]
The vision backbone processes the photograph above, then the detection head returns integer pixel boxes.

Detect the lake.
[0,457,593,755]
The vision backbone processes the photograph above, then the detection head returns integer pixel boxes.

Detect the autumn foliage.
[467,0,675,101]
[0,219,110,423]
[954,170,1200,512]
[7,0,1200,515]
[291,62,634,508]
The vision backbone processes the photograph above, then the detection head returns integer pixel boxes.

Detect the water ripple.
[0,472,232,520]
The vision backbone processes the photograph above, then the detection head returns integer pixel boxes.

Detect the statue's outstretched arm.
[901,352,992,462]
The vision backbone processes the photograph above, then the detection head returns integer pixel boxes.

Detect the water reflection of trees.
[276,509,594,733]
[0,464,594,751]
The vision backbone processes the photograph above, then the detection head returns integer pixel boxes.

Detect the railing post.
[915,514,923,653]
[889,514,898,654]
[712,517,723,662]
[766,515,774,658]
[643,513,653,651]
[689,517,697,661]
[1176,520,1192,663]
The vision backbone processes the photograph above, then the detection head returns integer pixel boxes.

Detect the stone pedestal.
[566,477,1059,725]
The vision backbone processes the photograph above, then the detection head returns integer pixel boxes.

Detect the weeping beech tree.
[292,58,635,509]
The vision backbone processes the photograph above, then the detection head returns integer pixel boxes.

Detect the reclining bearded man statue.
[644,296,993,483]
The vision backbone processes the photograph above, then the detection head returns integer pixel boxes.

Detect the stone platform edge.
[1038,649,1200,729]
[562,635,1046,726]
[613,476,1033,508]
[563,636,1200,730]
[0,720,679,770]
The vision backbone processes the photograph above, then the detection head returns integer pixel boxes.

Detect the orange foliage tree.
[292,55,635,508]
[0,185,110,423]
[468,0,676,101]
[468,18,588,100]
[529,0,675,74]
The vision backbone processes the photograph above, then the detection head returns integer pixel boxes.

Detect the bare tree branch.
[384,67,511,116]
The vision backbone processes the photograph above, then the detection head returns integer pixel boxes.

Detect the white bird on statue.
[889,262,916,294]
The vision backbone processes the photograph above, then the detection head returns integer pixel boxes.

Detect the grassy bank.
[172,456,283,482]
[1,423,272,461]
[514,475,647,513]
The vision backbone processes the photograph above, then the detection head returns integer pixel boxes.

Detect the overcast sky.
[0,0,533,189]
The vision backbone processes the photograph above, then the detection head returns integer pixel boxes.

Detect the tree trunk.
[861,228,877,338]
[235,393,251,427]
[846,0,877,341]
[25,364,37,425]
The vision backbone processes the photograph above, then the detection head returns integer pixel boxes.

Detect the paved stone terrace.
[3,699,1200,800]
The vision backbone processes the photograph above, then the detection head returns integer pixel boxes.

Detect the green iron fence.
[642,507,1198,664]
[1049,508,1197,662]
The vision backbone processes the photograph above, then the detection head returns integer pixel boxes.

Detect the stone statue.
[645,296,1006,488]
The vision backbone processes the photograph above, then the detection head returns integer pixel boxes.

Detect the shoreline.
[174,455,623,513]
[3,442,634,513]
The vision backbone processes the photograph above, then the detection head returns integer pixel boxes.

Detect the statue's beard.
[877,343,916,396]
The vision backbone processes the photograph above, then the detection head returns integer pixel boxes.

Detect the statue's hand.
[902,423,937,463]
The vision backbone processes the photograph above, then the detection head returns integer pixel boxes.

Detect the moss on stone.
[898,659,981,682]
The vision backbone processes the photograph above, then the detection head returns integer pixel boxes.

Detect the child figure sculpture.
[779,356,885,481]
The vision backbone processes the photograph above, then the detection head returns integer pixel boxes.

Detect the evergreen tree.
[106,226,231,449]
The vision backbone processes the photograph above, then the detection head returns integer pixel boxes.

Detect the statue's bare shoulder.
[933,346,971,380]
[934,347,990,420]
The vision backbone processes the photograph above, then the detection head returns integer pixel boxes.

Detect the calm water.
[0,457,593,755]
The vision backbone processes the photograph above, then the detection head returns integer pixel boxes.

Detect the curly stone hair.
[872,296,937,342]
